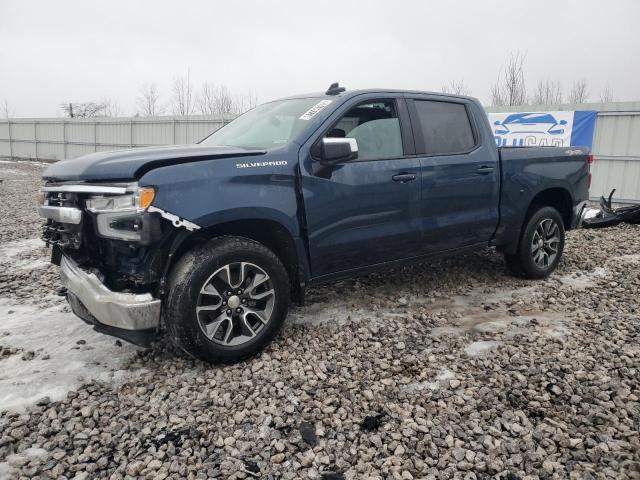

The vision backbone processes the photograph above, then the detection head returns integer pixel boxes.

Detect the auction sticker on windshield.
[299,100,332,121]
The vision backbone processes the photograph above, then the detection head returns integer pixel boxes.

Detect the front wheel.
[165,236,290,363]
[505,206,565,279]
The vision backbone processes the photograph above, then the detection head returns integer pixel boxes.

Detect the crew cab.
[39,84,591,362]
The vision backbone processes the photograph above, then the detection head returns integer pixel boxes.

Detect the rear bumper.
[60,255,161,332]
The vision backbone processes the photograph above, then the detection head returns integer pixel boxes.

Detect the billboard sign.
[487,110,597,148]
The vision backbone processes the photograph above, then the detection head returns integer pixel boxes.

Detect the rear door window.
[413,100,476,155]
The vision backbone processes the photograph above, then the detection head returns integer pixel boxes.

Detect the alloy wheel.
[196,262,275,346]
[531,218,560,269]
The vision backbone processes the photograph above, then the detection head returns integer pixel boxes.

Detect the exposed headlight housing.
[85,186,155,213]
[86,185,159,243]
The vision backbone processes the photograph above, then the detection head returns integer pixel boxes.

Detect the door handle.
[392,172,417,183]
[476,166,495,175]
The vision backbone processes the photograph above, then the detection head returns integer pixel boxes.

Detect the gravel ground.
[0,160,638,480]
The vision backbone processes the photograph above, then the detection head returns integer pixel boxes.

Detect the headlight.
[86,185,157,243]
[85,186,155,213]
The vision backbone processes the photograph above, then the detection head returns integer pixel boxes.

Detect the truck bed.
[493,145,591,249]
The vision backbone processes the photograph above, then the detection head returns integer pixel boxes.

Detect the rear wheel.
[505,206,565,279]
[165,236,289,363]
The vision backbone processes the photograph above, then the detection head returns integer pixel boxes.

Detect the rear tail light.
[587,154,594,165]
[587,154,593,188]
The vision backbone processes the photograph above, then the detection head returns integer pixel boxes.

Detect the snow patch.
[0,462,16,480]
[0,447,49,480]
[0,300,143,412]
[436,368,455,381]
[0,168,27,177]
[558,267,607,289]
[0,238,50,271]
[21,447,48,458]
[616,254,640,264]
[470,318,511,334]
[0,238,44,260]
[464,340,500,356]
[430,325,463,336]
[402,368,456,393]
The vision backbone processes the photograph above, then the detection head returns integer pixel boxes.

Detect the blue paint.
[570,111,597,148]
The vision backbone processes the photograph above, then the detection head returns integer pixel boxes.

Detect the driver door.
[299,96,422,278]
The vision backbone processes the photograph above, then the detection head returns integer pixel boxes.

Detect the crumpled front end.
[38,182,199,346]
[61,255,161,345]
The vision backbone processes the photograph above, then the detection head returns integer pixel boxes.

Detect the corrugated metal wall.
[0,116,233,162]
[2,102,639,203]
[487,101,640,203]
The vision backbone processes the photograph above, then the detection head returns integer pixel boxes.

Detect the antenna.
[325,82,346,95]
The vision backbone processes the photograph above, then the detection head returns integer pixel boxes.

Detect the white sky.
[1,0,639,117]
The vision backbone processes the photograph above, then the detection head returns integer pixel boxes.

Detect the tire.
[164,236,290,363]
[504,206,565,279]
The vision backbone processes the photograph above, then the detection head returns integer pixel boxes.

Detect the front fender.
[138,150,301,237]
[138,152,311,283]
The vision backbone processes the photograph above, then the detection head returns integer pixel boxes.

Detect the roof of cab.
[275,87,477,103]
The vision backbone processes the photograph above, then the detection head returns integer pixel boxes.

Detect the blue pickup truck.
[39,84,591,362]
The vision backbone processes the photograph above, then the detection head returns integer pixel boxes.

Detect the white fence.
[2,101,639,203]
[0,116,233,162]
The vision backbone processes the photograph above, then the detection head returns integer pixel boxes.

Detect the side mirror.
[559,120,567,125]
[494,120,502,126]
[319,138,358,165]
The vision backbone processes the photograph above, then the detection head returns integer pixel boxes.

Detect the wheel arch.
[166,218,307,304]
[500,186,573,255]
[526,187,573,230]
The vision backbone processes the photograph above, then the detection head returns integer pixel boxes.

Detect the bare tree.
[1,99,13,118]
[102,98,121,117]
[171,67,195,116]
[137,84,163,116]
[60,102,106,118]
[568,78,589,104]
[441,79,471,96]
[197,83,252,116]
[213,85,235,115]
[599,84,614,103]
[197,83,235,115]
[531,80,563,105]
[236,91,258,114]
[197,82,217,115]
[490,52,528,106]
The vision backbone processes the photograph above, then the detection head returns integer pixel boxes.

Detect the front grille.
[45,191,81,208]
[41,221,82,249]
[41,191,84,249]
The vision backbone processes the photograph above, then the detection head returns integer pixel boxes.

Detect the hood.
[42,144,267,182]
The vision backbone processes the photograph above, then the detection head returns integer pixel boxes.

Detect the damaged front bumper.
[61,255,161,346]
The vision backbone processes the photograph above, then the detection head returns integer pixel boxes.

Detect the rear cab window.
[410,99,477,155]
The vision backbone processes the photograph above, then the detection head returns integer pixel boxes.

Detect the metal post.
[130,120,134,148]
[63,121,67,159]
[94,121,97,152]
[172,119,177,145]
[7,120,13,160]
[34,121,38,160]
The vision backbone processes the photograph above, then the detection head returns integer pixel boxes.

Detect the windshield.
[200,97,331,149]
